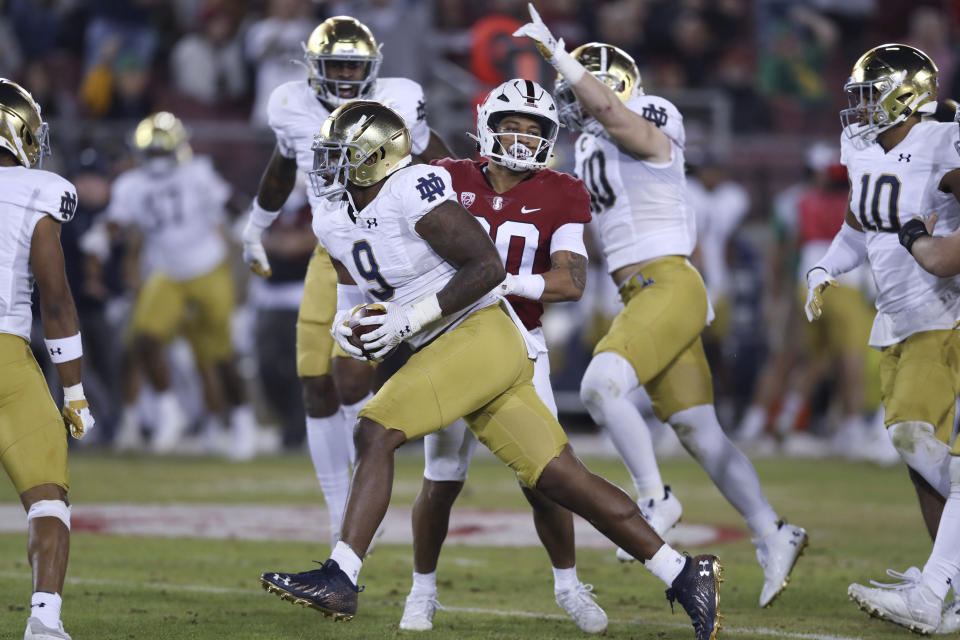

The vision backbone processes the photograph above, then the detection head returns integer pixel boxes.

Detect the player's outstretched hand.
[804,267,837,322]
[241,217,272,278]
[513,3,565,61]
[62,385,95,439]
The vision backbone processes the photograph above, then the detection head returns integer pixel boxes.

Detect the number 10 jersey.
[840,121,960,347]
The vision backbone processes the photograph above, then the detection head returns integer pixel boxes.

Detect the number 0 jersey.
[107,157,231,281]
[267,77,430,219]
[313,163,502,348]
[840,121,960,347]
[0,166,77,340]
[430,158,591,330]
[574,94,695,272]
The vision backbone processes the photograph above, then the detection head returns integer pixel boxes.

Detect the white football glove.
[355,301,420,361]
[62,384,95,439]
[330,307,366,360]
[241,218,272,278]
[512,3,565,62]
[804,267,838,322]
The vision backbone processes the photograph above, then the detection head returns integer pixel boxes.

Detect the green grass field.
[0,449,934,639]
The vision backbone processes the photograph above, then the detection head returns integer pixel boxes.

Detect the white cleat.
[856,568,960,634]
[24,617,71,640]
[227,407,258,461]
[755,520,808,607]
[555,582,608,634]
[399,591,443,631]
[938,599,960,634]
[849,572,941,634]
[616,486,682,562]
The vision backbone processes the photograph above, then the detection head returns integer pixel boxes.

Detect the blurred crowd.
[6,0,960,459]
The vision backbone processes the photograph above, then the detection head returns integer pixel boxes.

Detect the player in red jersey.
[397,79,605,634]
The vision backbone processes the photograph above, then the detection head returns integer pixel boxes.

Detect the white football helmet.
[471,79,559,171]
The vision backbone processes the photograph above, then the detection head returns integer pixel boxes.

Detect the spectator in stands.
[80,43,153,120]
[7,0,65,61]
[245,0,314,126]
[170,3,248,109]
[0,2,24,80]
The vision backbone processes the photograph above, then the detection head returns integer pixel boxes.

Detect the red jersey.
[797,187,848,245]
[431,158,591,329]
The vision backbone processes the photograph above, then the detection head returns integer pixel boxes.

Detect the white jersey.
[267,77,430,218]
[840,120,960,347]
[313,164,503,349]
[688,178,749,300]
[574,94,696,272]
[0,166,77,340]
[107,156,230,282]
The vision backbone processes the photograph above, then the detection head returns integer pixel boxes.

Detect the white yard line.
[0,571,863,640]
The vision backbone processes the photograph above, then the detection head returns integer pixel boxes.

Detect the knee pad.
[579,352,638,421]
[890,421,951,496]
[26,500,71,531]
[423,420,478,482]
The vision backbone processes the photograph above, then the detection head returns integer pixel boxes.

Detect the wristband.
[408,294,442,329]
[512,274,546,300]
[63,383,85,402]
[249,200,281,229]
[899,218,930,255]
[552,49,586,84]
[44,333,82,363]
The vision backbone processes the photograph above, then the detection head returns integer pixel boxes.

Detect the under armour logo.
[365,218,378,228]
[899,153,911,162]
[641,104,669,128]
[59,191,77,220]
[639,274,655,289]
[415,172,446,202]
[32,602,46,608]
[49,347,62,356]
[699,559,711,577]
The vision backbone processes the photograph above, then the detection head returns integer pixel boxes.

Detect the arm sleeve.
[549,223,587,256]
[810,222,867,278]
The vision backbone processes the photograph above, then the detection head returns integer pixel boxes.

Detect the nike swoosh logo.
[520,206,541,214]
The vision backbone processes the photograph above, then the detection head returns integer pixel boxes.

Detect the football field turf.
[0,448,933,639]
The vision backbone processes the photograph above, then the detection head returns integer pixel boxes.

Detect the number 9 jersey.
[840,120,960,347]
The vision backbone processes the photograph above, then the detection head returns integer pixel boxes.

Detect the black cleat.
[260,559,363,620]
[665,553,724,640]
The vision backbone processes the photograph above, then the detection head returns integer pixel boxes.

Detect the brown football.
[348,305,386,356]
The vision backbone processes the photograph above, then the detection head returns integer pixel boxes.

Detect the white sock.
[331,541,363,586]
[230,405,256,434]
[774,392,803,435]
[644,544,686,586]
[922,481,960,600]
[411,571,437,595]
[552,565,579,593]
[339,393,371,466]
[669,405,780,538]
[30,591,61,629]
[155,391,181,427]
[306,414,354,546]
[737,405,767,441]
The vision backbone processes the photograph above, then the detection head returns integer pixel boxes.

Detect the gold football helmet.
[304,16,382,107]
[554,42,642,131]
[309,100,411,201]
[132,111,192,164]
[840,43,938,142]
[0,79,49,168]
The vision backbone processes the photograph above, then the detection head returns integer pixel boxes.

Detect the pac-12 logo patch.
[460,191,475,207]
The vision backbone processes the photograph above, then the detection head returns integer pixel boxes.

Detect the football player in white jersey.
[240,16,451,549]
[515,2,807,609]
[0,79,95,640]
[804,43,960,634]
[398,80,606,634]
[108,111,258,459]
[259,101,723,640]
